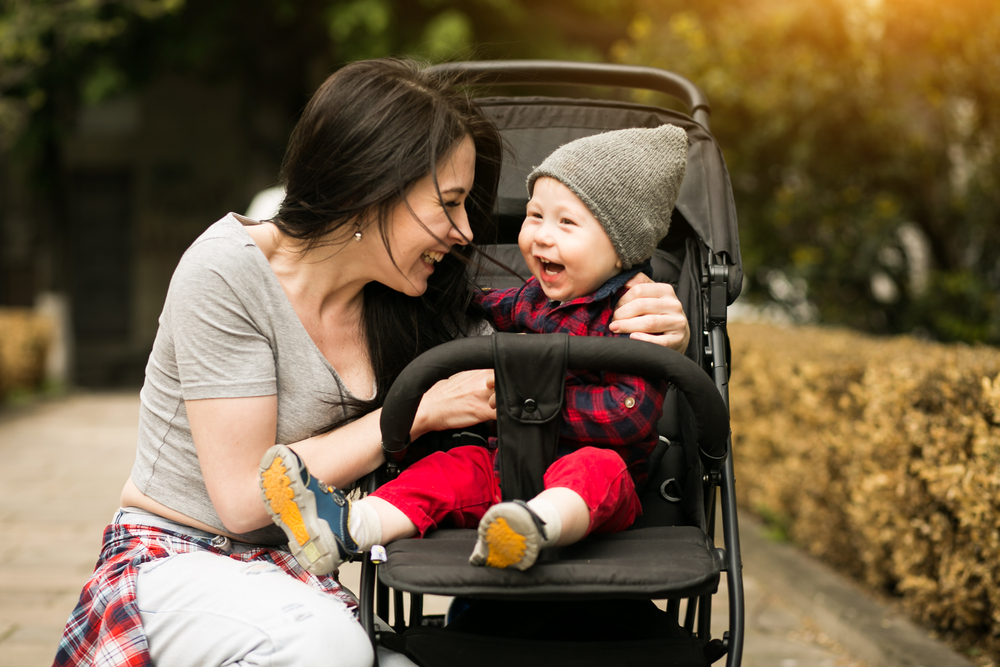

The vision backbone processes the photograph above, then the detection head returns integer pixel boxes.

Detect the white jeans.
[133,533,416,667]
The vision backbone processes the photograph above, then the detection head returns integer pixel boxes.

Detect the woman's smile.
[421,250,446,266]
[376,134,477,296]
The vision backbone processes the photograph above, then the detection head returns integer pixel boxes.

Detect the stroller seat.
[375,331,729,603]
[358,61,745,667]
[379,525,721,600]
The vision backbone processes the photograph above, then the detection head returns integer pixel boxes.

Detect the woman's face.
[379,135,477,297]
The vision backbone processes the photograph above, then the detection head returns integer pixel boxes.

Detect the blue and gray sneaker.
[259,444,358,576]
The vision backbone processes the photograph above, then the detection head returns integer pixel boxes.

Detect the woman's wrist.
[408,410,430,443]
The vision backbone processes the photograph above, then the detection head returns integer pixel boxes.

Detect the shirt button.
[624,397,636,409]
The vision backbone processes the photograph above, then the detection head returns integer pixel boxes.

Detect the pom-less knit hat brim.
[527,124,688,269]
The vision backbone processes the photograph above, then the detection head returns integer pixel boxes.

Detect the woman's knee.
[282,609,374,667]
[136,551,374,667]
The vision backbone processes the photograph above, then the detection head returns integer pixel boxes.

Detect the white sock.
[525,497,562,547]
[348,499,383,552]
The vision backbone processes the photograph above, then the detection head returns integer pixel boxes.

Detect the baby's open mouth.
[422,250,445,265]
[539,258,565,275]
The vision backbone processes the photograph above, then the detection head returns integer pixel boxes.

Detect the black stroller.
[358,61,744,667]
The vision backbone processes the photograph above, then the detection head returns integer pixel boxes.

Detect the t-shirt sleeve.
[163,241,277,401]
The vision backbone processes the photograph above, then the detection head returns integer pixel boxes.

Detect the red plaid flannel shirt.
[53,521,355,667]
[473,266,667,488]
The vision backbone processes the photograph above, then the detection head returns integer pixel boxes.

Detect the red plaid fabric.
[473,266,668,489]
[53,521,355,667]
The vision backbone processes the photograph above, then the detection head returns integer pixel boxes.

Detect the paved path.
[0,393,976,667]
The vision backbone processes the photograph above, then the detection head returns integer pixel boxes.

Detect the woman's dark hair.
[274,58,503,431]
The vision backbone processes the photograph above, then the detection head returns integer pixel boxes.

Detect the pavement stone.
[0,392,979,667]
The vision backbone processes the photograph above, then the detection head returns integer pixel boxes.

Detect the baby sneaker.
[469,500,549,571]
[259,444,358,576]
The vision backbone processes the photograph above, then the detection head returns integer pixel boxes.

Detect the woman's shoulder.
[176,215,266,279]
[168,214,273,302]
[184,213,258,257]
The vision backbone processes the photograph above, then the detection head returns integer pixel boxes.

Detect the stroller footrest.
[379,526,722,600]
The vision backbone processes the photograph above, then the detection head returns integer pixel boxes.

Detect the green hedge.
[729,322,1000,660]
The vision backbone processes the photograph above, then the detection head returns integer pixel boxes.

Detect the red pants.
[371,445,641,537]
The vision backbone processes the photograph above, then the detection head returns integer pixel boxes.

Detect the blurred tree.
[0,0,636,309]
[613,0,1000,344]
[1,0,636,166]
[0,0,184,153]
[0,0,186,200]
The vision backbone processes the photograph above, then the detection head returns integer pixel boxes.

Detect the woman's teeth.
[422,251,444,264]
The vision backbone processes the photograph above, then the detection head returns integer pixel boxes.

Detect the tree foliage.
[0,0,184,151]
[614,0,1000,344]
[6,0,996,345]
[0,0,633,159]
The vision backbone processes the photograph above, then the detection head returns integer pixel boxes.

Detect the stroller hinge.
[707,264,729,326]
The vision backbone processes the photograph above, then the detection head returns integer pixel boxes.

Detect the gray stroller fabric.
[379,525,722,599]
[478,96,742,305]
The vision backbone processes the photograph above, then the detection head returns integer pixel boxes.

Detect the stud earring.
[353,230,363,242]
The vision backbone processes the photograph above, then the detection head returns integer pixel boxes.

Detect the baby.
[259,124,689,574]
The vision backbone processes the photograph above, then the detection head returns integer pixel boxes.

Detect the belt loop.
[210,534,232,552]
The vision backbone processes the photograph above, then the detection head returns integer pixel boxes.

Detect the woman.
[55,58,690,667]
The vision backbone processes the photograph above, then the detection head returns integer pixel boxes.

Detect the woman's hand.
[610,273,691,353]
[412,369,497,440]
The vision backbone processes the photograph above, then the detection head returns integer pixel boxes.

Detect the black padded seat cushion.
[378,526,722,600]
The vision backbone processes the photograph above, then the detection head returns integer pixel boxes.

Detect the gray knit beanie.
[527,124,688,269]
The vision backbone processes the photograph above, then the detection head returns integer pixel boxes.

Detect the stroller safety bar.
[380,333,730,466]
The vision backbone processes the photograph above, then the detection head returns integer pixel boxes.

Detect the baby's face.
[519,177,622,302]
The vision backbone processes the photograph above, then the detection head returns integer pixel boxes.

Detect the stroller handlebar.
[426,60,712,129]
[380,333,730,467]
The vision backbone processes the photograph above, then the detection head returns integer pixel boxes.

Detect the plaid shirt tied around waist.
[53,521,355,667]
[473,265,668,489]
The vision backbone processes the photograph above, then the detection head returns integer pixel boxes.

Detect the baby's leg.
[259,445,359,576]
[352,442,502,555]
[369,445,500,536]
[542,446,641,536]
[521,486,589,546]
[260,445,498,576]
[469,447,640,570]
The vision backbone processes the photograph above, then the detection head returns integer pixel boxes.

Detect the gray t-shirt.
[132,214,363,544]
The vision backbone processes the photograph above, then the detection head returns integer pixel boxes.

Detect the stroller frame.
[357,60,745,667]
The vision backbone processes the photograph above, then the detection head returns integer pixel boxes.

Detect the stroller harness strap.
[493,332,568,501]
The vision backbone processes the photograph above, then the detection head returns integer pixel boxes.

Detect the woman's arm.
[609,274,691,353]
[187,396,384,535]
[188,369,496,535]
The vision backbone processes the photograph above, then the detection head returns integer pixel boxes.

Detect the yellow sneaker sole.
[484,517,528,569]
[260,456,311,548]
